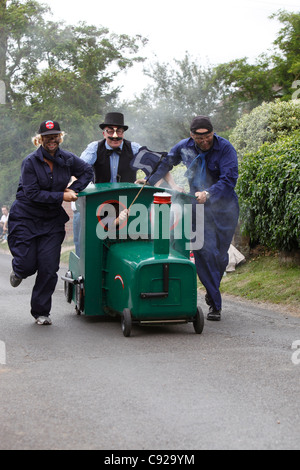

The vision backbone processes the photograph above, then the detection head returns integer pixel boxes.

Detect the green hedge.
[230,99,300,159]
[237,131,300,251]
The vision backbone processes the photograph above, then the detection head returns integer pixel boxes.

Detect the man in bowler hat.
[72,112,142,256]
[80,112,141,184]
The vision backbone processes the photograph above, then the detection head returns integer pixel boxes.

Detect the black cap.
[99,112,128,131]
[38,120,62,135]
[190,115,213,133]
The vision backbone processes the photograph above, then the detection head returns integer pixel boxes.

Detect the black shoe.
[10,271,22,288]
[207,306,221,321]
[205,292,213,307]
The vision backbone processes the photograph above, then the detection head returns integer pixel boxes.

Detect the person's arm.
[195,191,209,204]
[195,142,238,204]
[3,219,8,233]
[67,156,94,193]
[160,172,185,192]
[80,141,98,165]
[63,188,78,202]
[147,141,184,186]
[114,208,129,226]
[131,142,142,155]
[205,142,239,201]
[146,159,172,186]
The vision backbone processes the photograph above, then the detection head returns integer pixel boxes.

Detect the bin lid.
[78,183,195,204]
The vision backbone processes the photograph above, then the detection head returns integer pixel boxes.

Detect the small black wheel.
[75,276,85,314]
[121,308,132,337]
[193,306,204,334]
[75,306,81,316]
[64,271,73,304]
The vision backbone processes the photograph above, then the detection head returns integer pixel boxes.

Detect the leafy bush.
[230,99,300,159]
[237,131,300,251]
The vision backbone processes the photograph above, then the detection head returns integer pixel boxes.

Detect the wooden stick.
[127,153,167,211]
[128,180,148,211]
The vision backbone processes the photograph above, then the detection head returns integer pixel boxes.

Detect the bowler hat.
[38,120,62,135]
[99,112,128,131]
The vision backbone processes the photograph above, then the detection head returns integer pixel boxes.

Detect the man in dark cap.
[148,115,239,321]
[80,112,142,184]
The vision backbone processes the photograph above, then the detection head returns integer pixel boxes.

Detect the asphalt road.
[0,252,299,450]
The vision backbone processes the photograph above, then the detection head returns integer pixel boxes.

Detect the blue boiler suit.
[148,134,239,312]
[8,146,93,319]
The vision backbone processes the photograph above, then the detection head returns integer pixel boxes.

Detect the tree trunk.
[0,0,7,81]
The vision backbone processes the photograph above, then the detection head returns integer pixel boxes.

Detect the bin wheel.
[76,276,84,314]
[75,306,81,316]
[64,270,73,304]
[121,308,132,337]
[193,307,204,334]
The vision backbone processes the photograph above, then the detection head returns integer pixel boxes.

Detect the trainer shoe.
[10,271,22,288]
[35,316,52,325]
[207,307,222,321]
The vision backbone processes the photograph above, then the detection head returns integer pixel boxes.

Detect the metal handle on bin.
[140,264,169,300]
[61,276,79,285]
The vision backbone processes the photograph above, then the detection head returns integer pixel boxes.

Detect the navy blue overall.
[8,146,93,319]
[148,134,239,312]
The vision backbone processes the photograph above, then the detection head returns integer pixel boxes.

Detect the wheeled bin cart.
[63,183,204,336]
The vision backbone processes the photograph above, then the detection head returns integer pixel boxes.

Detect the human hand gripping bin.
[62,183,204,337]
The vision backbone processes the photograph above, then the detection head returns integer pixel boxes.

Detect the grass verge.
[200,250,300,315]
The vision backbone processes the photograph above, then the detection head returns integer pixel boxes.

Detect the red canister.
[153,192,172,205]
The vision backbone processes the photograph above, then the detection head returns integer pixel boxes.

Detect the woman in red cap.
[8,121,93,325]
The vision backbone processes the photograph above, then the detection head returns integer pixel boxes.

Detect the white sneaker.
[35,316,52,325]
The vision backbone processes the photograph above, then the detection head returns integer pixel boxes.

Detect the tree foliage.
[237,132,300,251]
[229,99,300,253]
[0,0,147,204]
[0,0,50,100]
[122,53,230,151]
[202,10,300,117]
[270,10,300,100]
[1,0,147,106]
[23,22,147,116]
[210,55,278,115]
[123,10,300,150]
[230,99,300,159]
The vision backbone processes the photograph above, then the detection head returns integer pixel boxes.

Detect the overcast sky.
[41,0,299,98]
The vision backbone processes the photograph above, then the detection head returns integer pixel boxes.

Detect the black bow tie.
[106,148,122,157]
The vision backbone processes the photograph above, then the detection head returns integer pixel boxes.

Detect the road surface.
[0,252,299,450]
